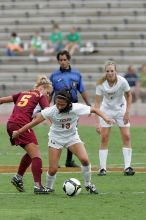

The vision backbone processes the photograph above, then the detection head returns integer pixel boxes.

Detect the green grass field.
[0,124,146,220]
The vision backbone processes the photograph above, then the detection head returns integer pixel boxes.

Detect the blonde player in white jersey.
[12,89,114,194]
[95,60,135,176]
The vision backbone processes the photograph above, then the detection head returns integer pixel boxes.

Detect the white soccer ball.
[63,178,82,196]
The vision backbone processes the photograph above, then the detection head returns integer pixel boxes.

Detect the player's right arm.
[0,96,13,104]
[12,113,45,139]
[94,94,102,134]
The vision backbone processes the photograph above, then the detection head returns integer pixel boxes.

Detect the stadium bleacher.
[0,0,146,108]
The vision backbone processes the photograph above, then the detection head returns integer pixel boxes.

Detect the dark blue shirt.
[49,67,85,102]
[124,73,139,87]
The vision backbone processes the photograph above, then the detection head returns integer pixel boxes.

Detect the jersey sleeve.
[41,106,53,119]
[12,93,21,103]
[72,103,91,115]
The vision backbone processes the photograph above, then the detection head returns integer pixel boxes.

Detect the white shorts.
[100,107,130,128]
[48,134,82,149]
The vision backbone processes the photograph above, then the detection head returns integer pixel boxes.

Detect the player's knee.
[124,134,131,142]
[101,137,108,145]
[101,133,109,142]
[49,167,57,175]
[80,158,89,166]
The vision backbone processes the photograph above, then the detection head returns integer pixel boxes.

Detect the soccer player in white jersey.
[12,89,114,194]
[95,60,135,176]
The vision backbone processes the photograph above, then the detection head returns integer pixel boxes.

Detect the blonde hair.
[34,75,52,92]
[97,60,117,85]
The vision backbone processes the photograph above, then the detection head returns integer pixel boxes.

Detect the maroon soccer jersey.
[7,89,49,147]
[8,89,49,125]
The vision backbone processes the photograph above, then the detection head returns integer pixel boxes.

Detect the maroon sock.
[31,157,42,186]
[17,153,32,177]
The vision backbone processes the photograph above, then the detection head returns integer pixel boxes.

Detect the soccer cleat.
[34,185,54,194]
[11,176,25,192]
[98,168,107,176]
[65,160,80,168]
[45,187,55,193]
[124,167,135,176]
[85,184,98,194]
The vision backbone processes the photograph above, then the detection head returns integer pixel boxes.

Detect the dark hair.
[56,50,71,61]
[55,89,72,113]
[11,32,17,37]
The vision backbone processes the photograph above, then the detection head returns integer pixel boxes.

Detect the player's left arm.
[90,106,114,125]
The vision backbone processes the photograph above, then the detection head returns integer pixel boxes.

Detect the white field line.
[108,162,146,166]
[1,171,146,175]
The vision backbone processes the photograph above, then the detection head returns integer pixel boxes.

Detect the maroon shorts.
[7,122,38,148]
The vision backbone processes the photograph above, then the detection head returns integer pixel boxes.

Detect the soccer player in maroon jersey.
[0,75,52,194]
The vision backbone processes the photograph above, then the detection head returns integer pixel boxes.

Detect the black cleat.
[34,185,53,194]
[11,176,25,192]
[124,167,135,176]
[45,187,55,193]
[98,168,107,176]
[85,184,98,194]
[65,160,80,168]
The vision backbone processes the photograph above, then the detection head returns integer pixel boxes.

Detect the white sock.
[46,172,56,189]
[99,149,108,170]
[122,147,132,169]
[34,182,40,188]
[81,164,91,187]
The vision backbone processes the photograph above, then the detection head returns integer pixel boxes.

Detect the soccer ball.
[63,178,82,196]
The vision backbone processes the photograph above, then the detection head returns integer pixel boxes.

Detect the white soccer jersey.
[41,103,90,139]
[96,75,130,111]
